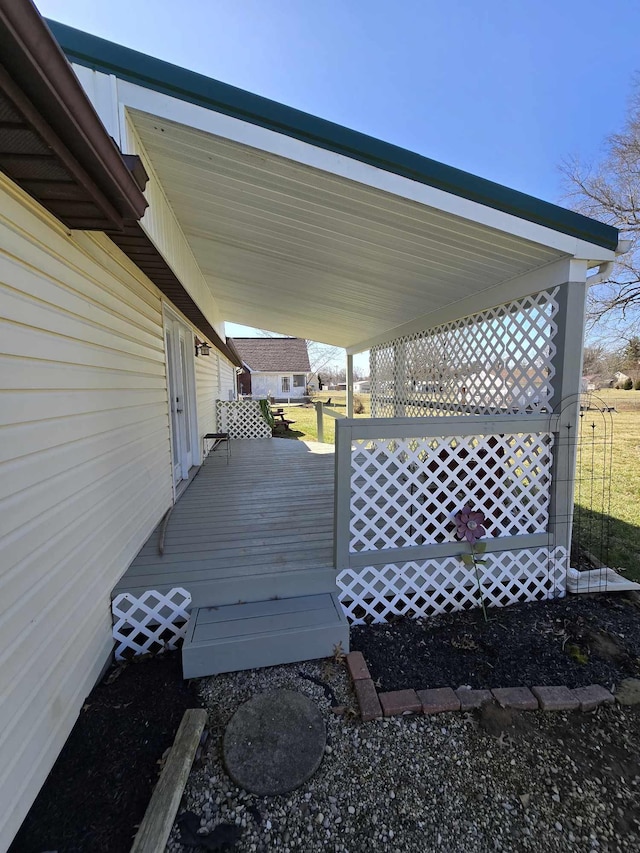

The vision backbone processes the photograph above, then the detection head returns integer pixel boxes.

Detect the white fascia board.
[115,80,615,263]
[346,257,589,354]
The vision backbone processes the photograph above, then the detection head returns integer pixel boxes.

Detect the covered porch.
[50,23,623,675]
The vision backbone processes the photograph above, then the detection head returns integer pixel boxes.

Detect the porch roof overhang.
[49,20,620,354]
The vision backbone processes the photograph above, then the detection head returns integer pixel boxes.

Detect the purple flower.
[454,506,487,544]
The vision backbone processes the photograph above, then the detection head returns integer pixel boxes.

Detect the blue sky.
[37,0,639,366]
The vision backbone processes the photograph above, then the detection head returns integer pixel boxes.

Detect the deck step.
[182,593,349,678]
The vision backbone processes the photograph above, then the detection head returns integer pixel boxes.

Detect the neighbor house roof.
[232,338,311,373]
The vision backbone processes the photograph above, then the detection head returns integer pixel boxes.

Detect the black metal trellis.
[552,392,614,594]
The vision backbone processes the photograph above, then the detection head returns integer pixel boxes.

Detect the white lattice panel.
[112,587,192,660]
[216,400,272,439]
[337,547,567,624]
[350,432,554,552]
[370,289,558,417]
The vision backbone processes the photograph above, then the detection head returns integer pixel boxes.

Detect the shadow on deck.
[113,439,337,608]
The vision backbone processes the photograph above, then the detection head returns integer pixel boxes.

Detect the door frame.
[163,305,200,495]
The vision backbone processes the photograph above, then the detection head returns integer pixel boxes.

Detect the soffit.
[131,110,568,349]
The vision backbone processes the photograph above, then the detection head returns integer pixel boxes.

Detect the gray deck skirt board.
[121,567,339,609]
[182,592,349,677]
[114,440,338,607]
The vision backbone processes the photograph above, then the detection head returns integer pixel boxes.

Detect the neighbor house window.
[293,374,305,388]
[281,376,290,392]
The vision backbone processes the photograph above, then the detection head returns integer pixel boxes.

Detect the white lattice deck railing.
[216,399,272,439]
[334,413,567,623]
[370,288,559,418]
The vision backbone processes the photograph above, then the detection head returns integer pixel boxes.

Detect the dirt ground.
[10,652,199,853]
[10,594,640,852]
[350,593,640,692]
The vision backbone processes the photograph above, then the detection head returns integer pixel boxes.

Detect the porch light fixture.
[194,340,211,356]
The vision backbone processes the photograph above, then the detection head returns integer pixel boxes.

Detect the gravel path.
[168,660,640,853]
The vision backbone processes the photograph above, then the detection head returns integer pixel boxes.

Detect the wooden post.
[392,341,406,416]
[333,419,352,569]
[369,348,378,416]
[130,708,207,853]
[315,400,324,443]
[548,270,588,562]
[346,353,354,418]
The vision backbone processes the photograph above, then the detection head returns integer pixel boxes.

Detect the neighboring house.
[0,2,622,849]
[581,374,600,392]
[354,379,371,393]
[233,337,311,400]
[609,371,631,387]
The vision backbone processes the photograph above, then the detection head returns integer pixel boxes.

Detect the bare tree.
[561,76,640,333]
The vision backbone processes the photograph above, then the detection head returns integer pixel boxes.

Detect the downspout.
[586,239,632,286]
[586,260,614,287]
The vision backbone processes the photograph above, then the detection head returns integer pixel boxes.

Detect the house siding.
[0,174,174,849]
[194,341,236,437]
[195,345,220,441]
[250,373,307,399]
[219,358,236,402]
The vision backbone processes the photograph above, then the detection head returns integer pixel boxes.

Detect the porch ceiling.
[131,109,574,349]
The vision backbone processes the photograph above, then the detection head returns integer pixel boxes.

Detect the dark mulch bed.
[11,651,200,853]
[351,594,640,693]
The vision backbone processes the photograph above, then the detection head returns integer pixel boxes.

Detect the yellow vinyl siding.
[195,345,220,440]
[219,358,236,401]
[0,174,174,850]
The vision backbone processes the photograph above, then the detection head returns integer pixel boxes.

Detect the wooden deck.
[113,439,337,607]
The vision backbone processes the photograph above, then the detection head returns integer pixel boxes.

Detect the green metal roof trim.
[47,19,618,252]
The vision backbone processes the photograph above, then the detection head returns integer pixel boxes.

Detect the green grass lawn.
[277,393,369,444]
[573,388,640,580]
[276,388,640,580]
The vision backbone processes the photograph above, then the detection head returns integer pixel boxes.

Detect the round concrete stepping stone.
[223,690,326,796]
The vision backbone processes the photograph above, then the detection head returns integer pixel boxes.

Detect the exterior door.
[165,315,195,486]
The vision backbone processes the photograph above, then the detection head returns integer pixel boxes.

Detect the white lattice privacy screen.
[370,288,559,417]
[216,399,272,439]
[112,587,192,660]
[334,414,566,623]
[350,432,554,552]
[337,547,568,624]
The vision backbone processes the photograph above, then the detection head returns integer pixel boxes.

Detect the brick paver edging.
[345,651,616,721]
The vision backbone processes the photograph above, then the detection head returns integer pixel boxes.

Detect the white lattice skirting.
[337,547,567,624]
[216,399,272,439]
[112,587,192,660]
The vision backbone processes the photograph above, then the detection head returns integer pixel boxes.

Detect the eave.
[0,0,148,230]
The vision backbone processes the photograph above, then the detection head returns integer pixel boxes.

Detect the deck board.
[114,439,337,606]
